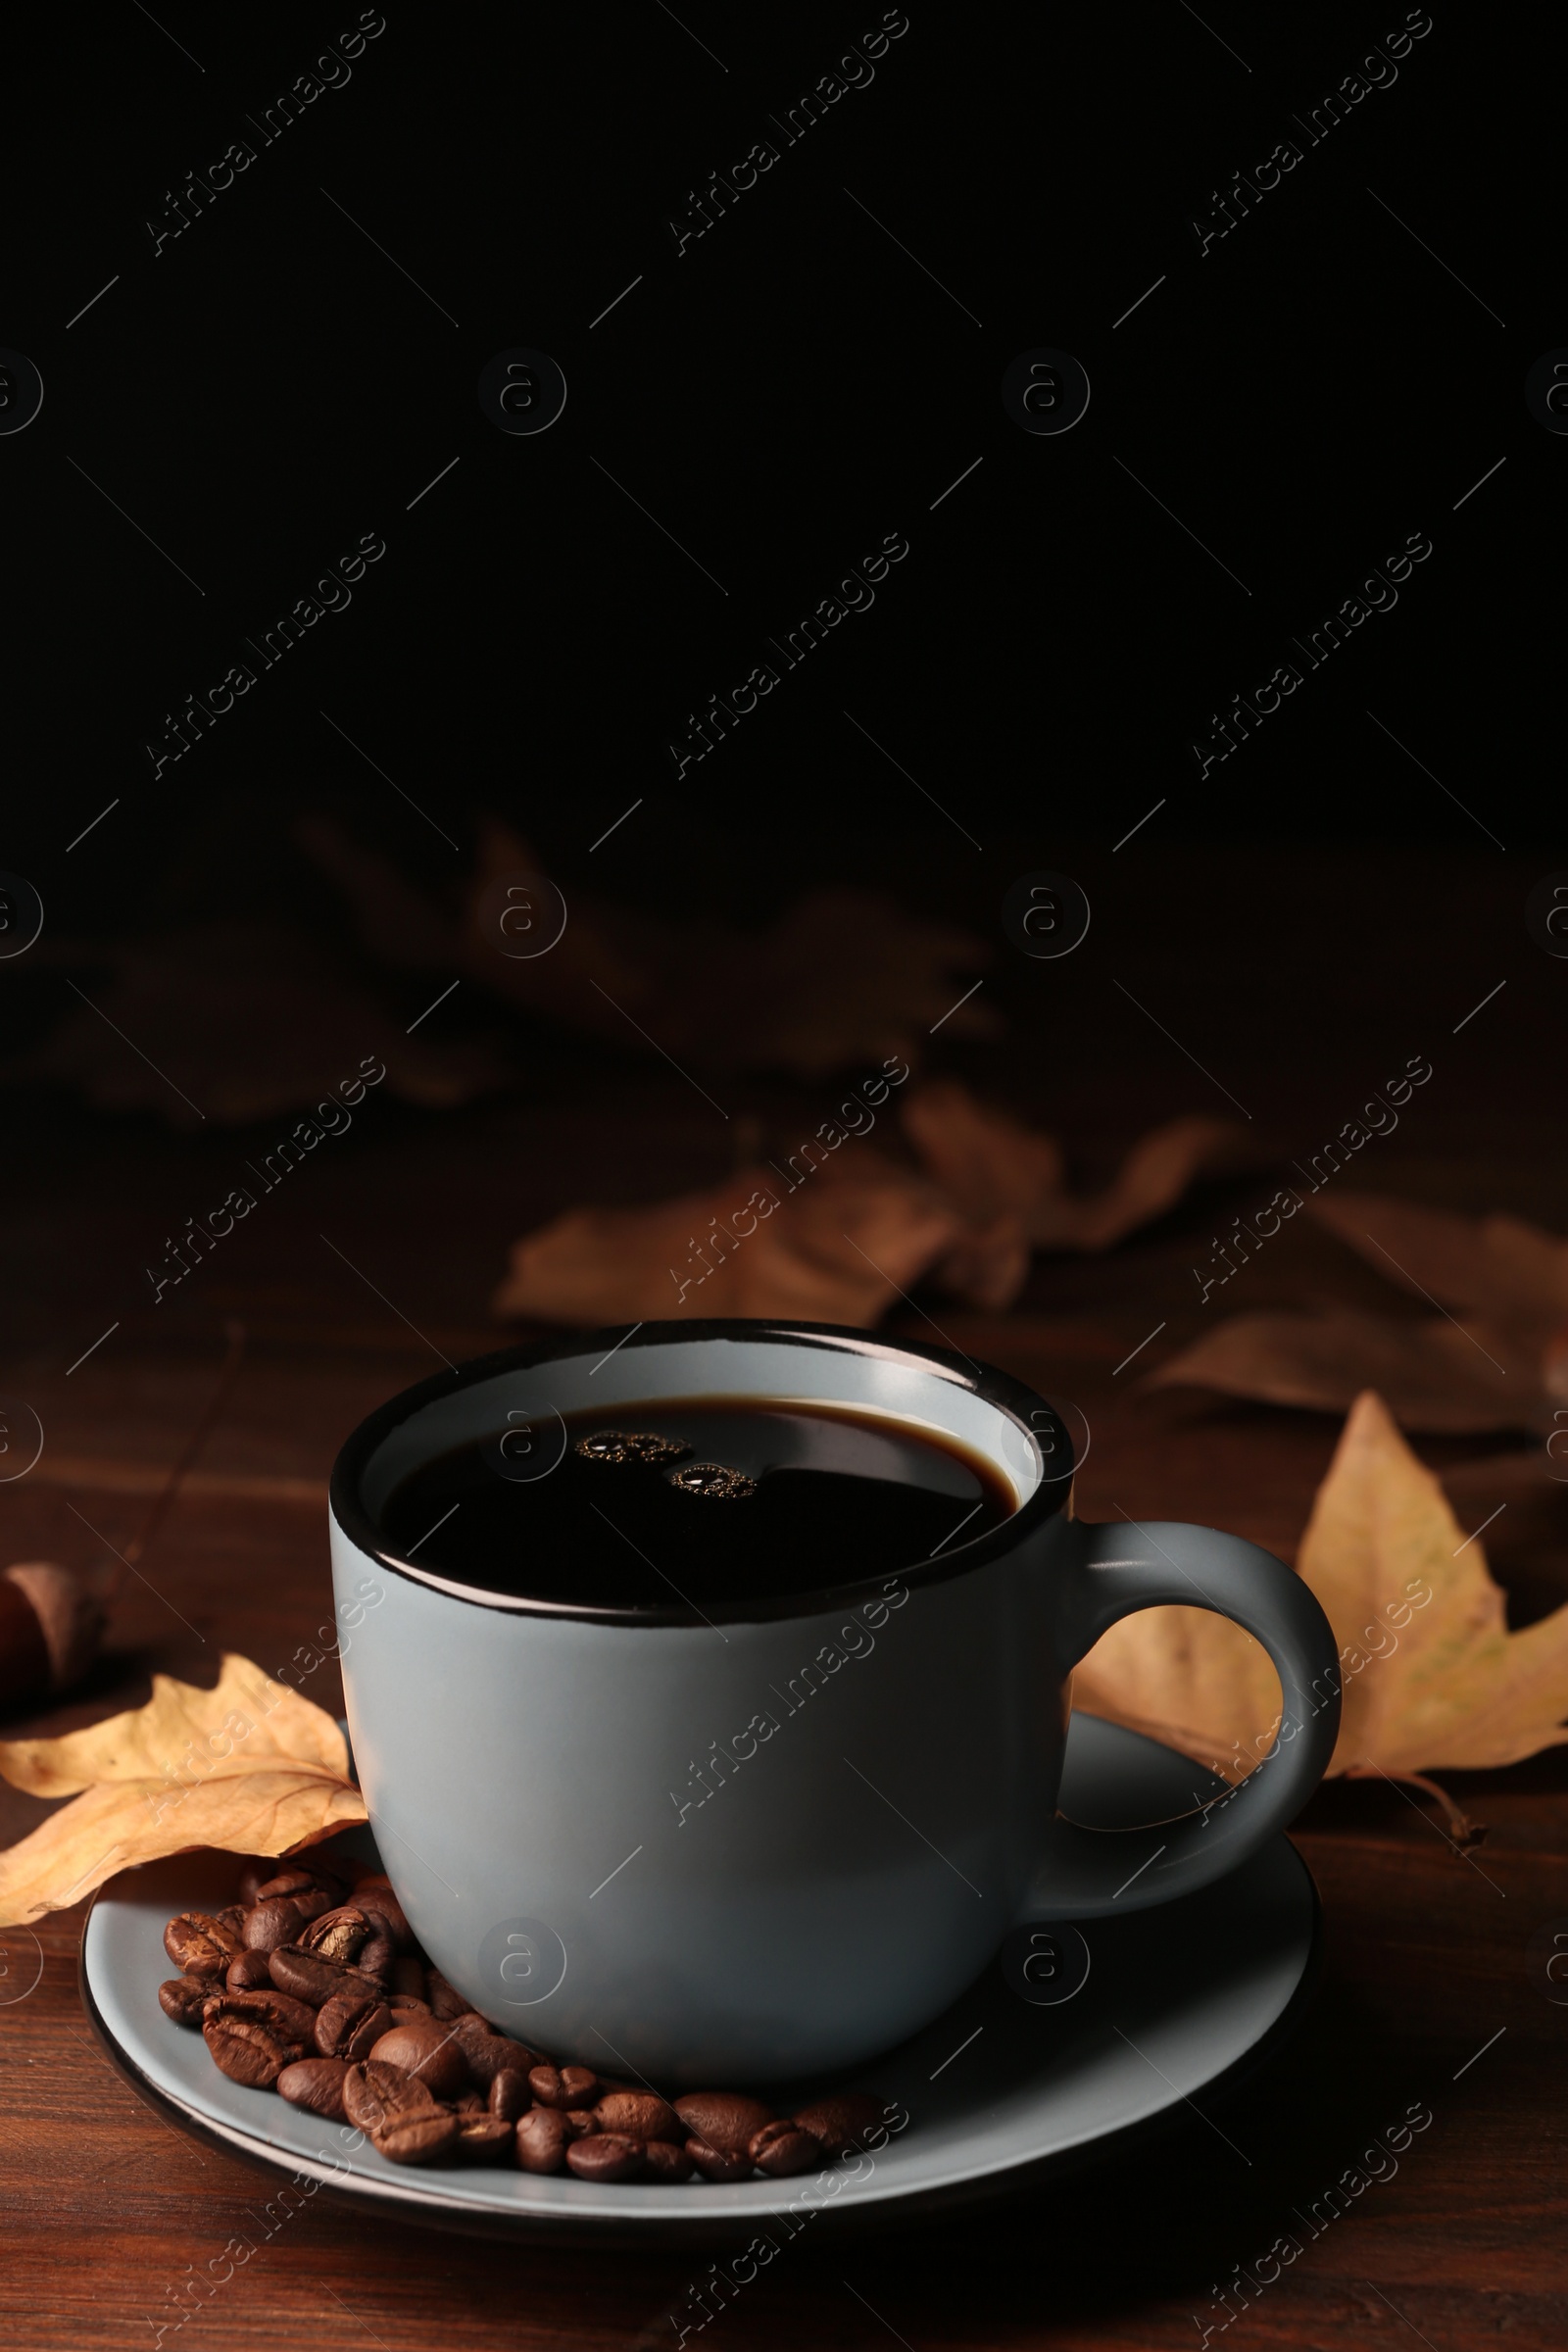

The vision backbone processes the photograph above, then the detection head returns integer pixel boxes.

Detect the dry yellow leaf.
[1071,1391,1568,1789]
[1299,1390,1568,1775]
[0,1653,366,1926]
[1067,1604,1279,1788]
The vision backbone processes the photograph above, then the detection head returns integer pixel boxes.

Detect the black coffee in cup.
[378,1397,1015,1608]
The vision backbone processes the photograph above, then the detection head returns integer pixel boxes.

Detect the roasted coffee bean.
[343,2058,442,2134]
[257,1881,338,1928]
[237,1859,274,1906]
[204,1986,319,2045]
[355,1929,392,1984]
[672,2092,775,2156]
[426,1970,477,2021]
[749,2120,822,2178]
[514,2107,568,2174]
[164,1911,244,1977]
[352,1875,413,1950]
[566,2132,647,2182]
[452,2114,514,2164]
[454,2034,515,2089]
[269,1945,349,2006]
[237,1852,340,1896]
[204,2016,302,2088]
[159,1869,895,2191]
[357,1934,395,1984]
[299,1905,373,1964]
[159,1975,210,2027]
[686,2136,755,2183]
[368,2018,468,2097]
[277,2057,351,2121]
[252,1868,319,1902]
[238,1856,339,1904]
[790,2092,883,2154]
[342,2059,402,2134]
[374,2111,461,2167]
[453,2023,531,2089]
[349,1866,397,1897]
[224,1950,275,1992]
[489,2070,531,2123]
[528,2064,597,2110]
[315,1987,392,2063]
[450,2010,504,2050]
[595,2091,683,2143]
[243,1896,318,1953]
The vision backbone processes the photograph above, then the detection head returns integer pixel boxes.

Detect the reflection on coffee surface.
[378,1397,1016,1607]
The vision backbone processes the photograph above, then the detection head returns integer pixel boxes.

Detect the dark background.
[4,0,1547,902]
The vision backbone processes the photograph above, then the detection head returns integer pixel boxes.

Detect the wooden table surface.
[2,1006,1565,2350]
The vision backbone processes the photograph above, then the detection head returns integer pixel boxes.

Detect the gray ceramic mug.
[328,1321,1341,2083]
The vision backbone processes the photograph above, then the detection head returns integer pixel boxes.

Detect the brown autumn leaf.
[904,1084,1249,1250]
[1071,1391,1568,1796]
[903,1084,1250,1306]
[1147,1307,1518,1432]
[494,1153,965,1326]
[14,922,508,1126]
[1151,1192,1568,1434]
[1066,1591,1279,1789]
[303,813,999,1080]
[1298,1391,1568,1775]
[1308,1192,1568,1340]
[0,1653,366,1926]
[495,1082,1255,1327]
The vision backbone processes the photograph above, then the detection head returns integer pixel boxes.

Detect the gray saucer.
[80,1715,1318,2244]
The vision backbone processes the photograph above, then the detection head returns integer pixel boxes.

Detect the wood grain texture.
[2,1048,1566,2351]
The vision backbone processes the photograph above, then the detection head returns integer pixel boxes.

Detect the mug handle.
[1017,1519,1342,1922]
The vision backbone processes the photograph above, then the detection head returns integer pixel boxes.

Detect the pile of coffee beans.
[159,1854,883,2180]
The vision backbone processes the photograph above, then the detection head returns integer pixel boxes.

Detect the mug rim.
[328,1318,1072,1626]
